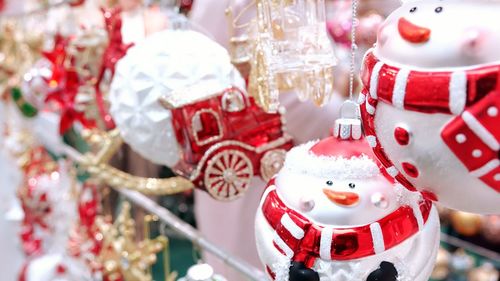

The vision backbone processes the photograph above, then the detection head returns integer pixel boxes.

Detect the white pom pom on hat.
[282,137,381,180]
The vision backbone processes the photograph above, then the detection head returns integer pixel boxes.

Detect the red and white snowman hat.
[282,136,381,180]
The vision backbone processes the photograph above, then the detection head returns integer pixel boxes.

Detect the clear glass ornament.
[251,0,337,112]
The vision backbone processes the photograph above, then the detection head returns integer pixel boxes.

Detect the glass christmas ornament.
[255,136,440,281]
[159,85,293,201]
[359,0,500,214]
[249,0,337,113]
[109,29,245,168]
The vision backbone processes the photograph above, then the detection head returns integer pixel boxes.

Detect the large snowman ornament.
[360,0,500,214]
[255,137,440,281]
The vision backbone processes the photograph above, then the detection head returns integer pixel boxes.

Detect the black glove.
[367,261,398,281]
[289,261,320,281]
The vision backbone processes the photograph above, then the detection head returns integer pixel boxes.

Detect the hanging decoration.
[254,136,440,281]
[108,29,293,200]
[95,202,167,281]
[226,0,337,113]
[159,85,293,201]
[109,29,245,167]
[359,0,500,214]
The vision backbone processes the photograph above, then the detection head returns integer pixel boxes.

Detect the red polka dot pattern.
[402,162,419,178]
[394,126,410,146]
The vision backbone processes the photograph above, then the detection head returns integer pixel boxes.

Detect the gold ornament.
[96,202,167,281]
[0,21,44,96]
[450,211,483,237]
[468,263,499,281]
[81,129,194,195]
[481,215,500,244]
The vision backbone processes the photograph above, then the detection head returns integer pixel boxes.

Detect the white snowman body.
[255,139,440,281]
[361,0,500,214]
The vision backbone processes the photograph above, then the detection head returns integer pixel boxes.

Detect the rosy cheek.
[461,28,488,57]
[298,196,315,213]
[371,192,389,209]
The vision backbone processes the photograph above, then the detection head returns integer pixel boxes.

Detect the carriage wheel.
[260,149,287,182]
[204,149,254,201]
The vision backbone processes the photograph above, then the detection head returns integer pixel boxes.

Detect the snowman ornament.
[360,0,500,214]
[255,137,440,281]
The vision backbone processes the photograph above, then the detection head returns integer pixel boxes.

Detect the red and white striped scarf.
[261,180,432,269]
[360,50,500,193]
[361,50,499,115]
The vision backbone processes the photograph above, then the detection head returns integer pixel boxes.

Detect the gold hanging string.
[348,0,359,101]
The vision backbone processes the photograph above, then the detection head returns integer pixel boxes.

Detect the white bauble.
[109,29,245,166]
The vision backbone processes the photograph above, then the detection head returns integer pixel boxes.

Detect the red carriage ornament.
[160,86,293,201]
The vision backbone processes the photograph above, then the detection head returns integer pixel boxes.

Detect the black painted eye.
[410,7,417,13]
[349,183,356,189]
[435,6,443,13]
[326,180,333,186]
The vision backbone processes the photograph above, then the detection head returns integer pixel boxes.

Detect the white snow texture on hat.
[282,141,380,180]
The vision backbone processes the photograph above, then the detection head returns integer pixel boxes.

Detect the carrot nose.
[323,189,360,207]
[398,17,431,43]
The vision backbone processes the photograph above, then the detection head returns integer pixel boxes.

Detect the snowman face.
[275,169,399,226]
[375,0,500,69]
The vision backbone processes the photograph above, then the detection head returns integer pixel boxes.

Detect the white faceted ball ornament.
[109,30,246,166]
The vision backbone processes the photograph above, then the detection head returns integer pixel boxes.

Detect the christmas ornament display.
[109,29,246,167]
[359,0,500,214]
[255,136,440,281]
